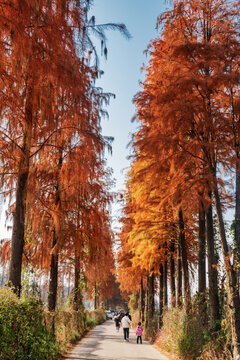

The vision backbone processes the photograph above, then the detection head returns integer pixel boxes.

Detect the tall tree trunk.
[48,232,59,313]
[48,153,62,314]
[74,252,83,311]
[214,186,240,358]
[94,281,97,310]
[163,259,168,308]
[177,242,182,307]
[146,272,155,331]
[144,274,149,329]
[198,202,206,294]
[170,240,176,307]
[235,157,240,286]
[9,81,34,295]
[178,208,190,311]
[148,272,155,329]
[159,264,164,328]
[206,193,220,329]
[139,277,145,323]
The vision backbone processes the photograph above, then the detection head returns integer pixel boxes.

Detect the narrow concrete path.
[63,320,169,360]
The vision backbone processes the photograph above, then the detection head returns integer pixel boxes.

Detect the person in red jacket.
[136,322,143,344]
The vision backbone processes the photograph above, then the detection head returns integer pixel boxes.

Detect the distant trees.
[118,0,240,357]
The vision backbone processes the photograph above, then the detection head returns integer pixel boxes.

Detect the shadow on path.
[62,320,170,360]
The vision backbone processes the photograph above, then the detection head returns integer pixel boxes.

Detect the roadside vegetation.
[0,287,106,360]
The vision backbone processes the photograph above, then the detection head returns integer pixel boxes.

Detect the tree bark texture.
[163,260,168,308]
[146,272,155,330]
[9,81,34,295]
[94,281,98,310]
[235,158,240,285]
[178,209,191,311]
[198,202,206,294]
[74,253,83,311]
[170,240,176,307]
[48,232,59,312]
[177,242,182,307]
[206,194,220,328]
[214,186,240,358]
[48,152,62,313]
[144,274,149,329]
[139,277,145,323]
[159,264,164,328]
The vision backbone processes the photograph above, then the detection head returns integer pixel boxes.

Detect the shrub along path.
[61,320,169,360]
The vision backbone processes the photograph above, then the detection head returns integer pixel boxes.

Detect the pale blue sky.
[91,1,168,224]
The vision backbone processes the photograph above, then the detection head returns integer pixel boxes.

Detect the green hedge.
[0,288,107,360]
[0,288,60,360]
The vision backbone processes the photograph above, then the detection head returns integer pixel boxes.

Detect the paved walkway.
[63,320,169,360]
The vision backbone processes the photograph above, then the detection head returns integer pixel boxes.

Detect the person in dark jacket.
[118,311,125,321]
[114,314,121,332]
[126,312,132,321]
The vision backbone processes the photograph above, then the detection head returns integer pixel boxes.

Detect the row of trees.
[117,0,240,358]
[0,0,129,312]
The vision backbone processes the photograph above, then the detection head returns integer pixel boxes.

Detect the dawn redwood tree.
[133,0,240,354]
[0,0,130,298]
[117,148,197,313]
[85,222,115,308]
[159,1,240,354]
[118,2,240,353]
[117,205,144,296]
[0,0,87,294]
[26,120,115,311]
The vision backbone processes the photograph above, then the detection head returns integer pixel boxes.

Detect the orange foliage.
[0,0,116,303]
[118,0,240,299]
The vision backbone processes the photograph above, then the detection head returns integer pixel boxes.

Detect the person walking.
[114,314,121,332]
[136,322,143,344]
[121,313,131,341]
[118,311,125,321]
[126,311,132,321]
